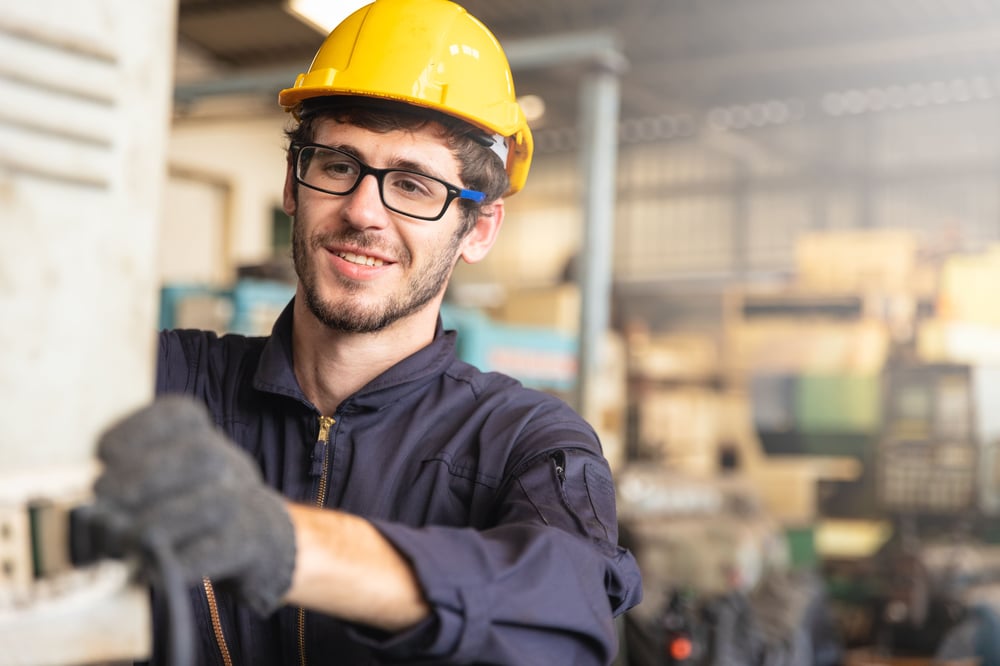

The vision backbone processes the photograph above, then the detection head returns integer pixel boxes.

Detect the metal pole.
[575,56,623,418]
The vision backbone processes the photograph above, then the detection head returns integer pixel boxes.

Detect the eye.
[387,172,438,199]
[322,158,358,178]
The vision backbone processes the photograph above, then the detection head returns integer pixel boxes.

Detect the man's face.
[285,119,471,334]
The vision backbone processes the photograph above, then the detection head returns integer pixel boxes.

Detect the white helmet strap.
[485,133,509,167]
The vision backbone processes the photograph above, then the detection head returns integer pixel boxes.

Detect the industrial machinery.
[0,1,176,662]
[728,234,1000,662]
[615,465,844,666]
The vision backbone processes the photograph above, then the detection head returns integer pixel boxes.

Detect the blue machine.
[441,304,578,393]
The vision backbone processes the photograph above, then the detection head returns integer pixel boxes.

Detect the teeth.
[339,251,384,267]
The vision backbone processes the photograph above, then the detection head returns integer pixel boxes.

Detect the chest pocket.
[397,453,500,528]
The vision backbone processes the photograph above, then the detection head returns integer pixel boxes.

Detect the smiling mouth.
[336,251,386,267]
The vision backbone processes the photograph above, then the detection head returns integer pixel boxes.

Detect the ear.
[459,200,505,264]
[282,161,298,216]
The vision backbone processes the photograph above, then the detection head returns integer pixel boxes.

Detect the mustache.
[309,228,374,250]
[307,228,410,265]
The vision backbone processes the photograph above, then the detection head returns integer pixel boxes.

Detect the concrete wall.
[165,113,290,282]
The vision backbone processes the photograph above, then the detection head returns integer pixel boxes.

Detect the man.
[94,0,642,663]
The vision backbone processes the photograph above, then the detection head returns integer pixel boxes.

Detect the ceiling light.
[518,94,546,124]
[287,0,370,33]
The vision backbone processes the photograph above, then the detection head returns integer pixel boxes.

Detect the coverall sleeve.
[349,439,643,665]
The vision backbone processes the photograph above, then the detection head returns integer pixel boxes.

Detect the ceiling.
[175,0,1000,146]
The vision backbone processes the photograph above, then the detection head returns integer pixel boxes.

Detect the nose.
[341,173,390,231]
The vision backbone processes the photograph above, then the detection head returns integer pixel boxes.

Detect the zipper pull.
[552,450,567,486]
[310,416,335,477]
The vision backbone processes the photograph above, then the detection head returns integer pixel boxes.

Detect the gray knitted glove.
[94,395,296,617]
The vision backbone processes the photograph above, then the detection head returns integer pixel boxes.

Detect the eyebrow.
[324,142,448,181]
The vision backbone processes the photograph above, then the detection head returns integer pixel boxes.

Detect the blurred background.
[9,0,1000,663]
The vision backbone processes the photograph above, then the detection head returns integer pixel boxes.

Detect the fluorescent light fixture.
[287,0,370,34]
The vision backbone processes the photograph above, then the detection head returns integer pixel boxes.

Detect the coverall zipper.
[298,414,335,666]
[204,577,234,666]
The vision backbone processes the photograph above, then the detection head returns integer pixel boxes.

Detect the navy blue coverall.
[154,300,642,665]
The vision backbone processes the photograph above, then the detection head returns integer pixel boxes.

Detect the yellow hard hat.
[279,0,533,195]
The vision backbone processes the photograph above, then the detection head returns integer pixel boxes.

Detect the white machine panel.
[0,0,177,662]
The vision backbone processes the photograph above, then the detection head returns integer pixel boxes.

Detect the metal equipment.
[0,0,176,662]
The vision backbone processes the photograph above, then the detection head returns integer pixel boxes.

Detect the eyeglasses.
[291,143,486,221]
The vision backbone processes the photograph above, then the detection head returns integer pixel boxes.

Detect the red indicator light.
[669,636,693,660]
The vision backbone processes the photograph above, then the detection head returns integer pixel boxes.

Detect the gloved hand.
[93,394,296,617]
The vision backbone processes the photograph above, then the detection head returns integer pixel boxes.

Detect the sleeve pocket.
[584,462,620,542]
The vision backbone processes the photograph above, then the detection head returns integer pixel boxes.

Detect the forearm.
[283,502,431,632]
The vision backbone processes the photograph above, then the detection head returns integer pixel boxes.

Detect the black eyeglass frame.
[291,142,486,221]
